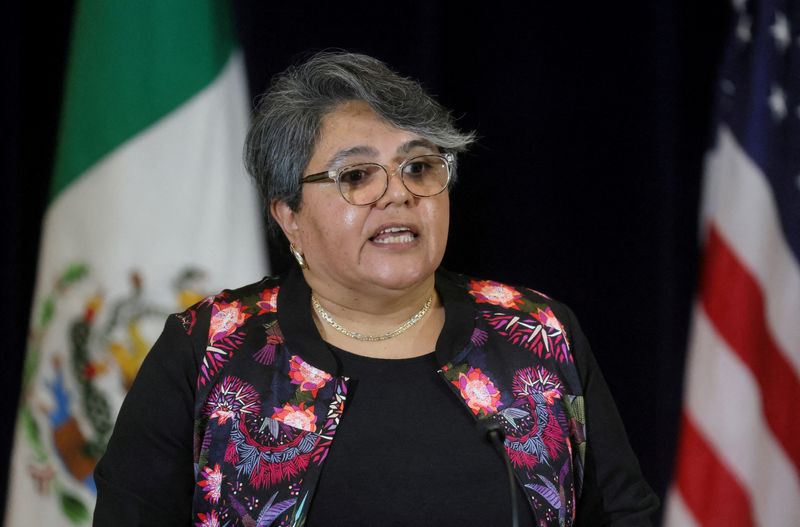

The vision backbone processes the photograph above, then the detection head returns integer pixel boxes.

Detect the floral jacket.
[177,267,589,527]
[98,266,660,526]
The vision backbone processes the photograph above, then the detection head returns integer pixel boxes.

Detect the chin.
[364,260,438,292]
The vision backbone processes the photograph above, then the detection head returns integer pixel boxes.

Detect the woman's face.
[273,100,450,296]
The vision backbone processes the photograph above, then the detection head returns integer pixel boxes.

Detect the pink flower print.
[532,307,565,334]
[195,510,220,527]
[272,402,317,433]
[208,300,250,344]
[204,376,260,425]
[288,355,332,396]
[454,367,502,416]
[256,286,280,315]
[197,464,222,504]
[512,366,563,398]
[468,280,523,310]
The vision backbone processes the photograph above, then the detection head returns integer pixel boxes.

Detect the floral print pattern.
[444,276,586,525]
[481,311,572,363]
[468,279,523,309]
[512,365,563,400]
[195,510,220,527]
[254,321,284,366]
[182,272,585,526]
[505,366,567,468]
[203,376,260,425]
[454,367,503,416]
[257,286,280,315]
[288,355,332,396]
[271,403,318,433]
[208,300,250,344]
[198,464,223,504]
[226,414,316,490]
[531,306,564,335]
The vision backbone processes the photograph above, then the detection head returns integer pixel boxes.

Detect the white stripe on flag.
[38,51,264,306]
[662,488,700,527]
[701,126,800,374]
[683,306,800,526]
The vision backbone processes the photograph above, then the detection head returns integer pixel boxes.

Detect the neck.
[303,271,443,358]
[304,271,436,321]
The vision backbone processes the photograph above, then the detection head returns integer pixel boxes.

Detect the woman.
[94,52,658,526]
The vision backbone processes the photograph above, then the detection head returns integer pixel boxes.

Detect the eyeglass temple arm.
[301,171,336,184]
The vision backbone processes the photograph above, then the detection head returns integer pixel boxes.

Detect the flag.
[664,0,799,525]
[5,1,267,524]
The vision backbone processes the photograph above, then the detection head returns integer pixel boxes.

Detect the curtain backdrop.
[2,1,732,523]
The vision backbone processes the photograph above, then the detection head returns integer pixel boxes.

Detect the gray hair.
[244,51,476,236]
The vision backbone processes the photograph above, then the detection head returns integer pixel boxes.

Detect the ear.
[270,199,301,247]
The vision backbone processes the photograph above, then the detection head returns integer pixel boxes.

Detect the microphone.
[477,418,520,527]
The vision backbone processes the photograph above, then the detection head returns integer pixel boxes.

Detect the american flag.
[664,0,799,525]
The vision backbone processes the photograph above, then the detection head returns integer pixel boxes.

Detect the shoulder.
[438,268,579,340]
[438,268,558,305]
[170,275,284,339]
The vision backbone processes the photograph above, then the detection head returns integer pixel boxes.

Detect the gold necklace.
[311,294,433,342]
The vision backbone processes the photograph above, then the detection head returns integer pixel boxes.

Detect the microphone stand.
[479,419,520,527]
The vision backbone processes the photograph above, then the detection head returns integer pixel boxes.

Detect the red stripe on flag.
[674,412,755,527]
[700,224,800,472]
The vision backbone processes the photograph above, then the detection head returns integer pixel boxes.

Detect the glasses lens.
[338,164,387,205]
[401,155,450,197]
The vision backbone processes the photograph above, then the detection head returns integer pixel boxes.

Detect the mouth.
[369,225,419,245]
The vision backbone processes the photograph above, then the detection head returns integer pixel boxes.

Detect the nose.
[374,167,413,208]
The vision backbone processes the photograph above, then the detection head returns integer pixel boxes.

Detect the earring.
[289,243,308,269]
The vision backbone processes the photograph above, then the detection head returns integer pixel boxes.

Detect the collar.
[276,266,476,375]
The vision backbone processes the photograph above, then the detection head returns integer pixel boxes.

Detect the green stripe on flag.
[50,0,236,201]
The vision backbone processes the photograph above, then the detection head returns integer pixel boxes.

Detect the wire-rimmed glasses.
[301,153,453,206]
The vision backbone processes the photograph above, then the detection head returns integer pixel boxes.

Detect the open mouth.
[369,225,418,244]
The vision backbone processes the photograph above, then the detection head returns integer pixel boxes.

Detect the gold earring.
[289,243,308,269]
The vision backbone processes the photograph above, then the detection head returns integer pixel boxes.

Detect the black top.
[306,345,534,527]
[94,268,659,526]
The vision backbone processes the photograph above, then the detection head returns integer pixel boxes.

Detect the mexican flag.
[5,1,267,524]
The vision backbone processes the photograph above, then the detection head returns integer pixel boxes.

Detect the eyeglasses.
[301,153,454,206]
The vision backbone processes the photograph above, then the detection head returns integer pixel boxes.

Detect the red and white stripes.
[665,127,800,526]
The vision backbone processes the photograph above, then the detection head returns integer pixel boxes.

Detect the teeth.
[371,225,416,244]
[378,226,411,235]
[373,233,415,244]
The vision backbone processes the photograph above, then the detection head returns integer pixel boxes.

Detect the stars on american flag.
[766,10,792,122]
[768,85,787,121]
[720,78,736,95]
[722,0,800,253]
[737,13,752,42]
[769,11,791,52]
[729,2,797,126]
[734,0,752,43]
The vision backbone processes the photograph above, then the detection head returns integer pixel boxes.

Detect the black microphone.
[477,418,520,527]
